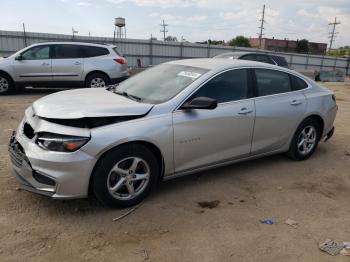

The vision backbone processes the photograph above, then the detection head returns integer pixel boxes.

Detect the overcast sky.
[0,0,349,47]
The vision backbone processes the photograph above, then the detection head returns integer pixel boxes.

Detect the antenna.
[160,20,168,41]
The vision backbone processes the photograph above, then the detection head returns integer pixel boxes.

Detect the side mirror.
[15,55,23,61]
[181,97,218,110]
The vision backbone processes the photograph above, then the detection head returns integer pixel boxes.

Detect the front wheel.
[92,144,159,208]
[0,74,14,95]
[287,118,321,160]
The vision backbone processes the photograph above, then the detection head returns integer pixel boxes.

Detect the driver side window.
[21,46,50,60]
[191,69,249,103]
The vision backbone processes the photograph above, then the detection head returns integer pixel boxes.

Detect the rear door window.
[81,46,109,57]
[290,75,308,90]
[53,45,81,59]
[255,69,291,96]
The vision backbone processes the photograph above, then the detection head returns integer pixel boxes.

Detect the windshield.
[214,53,240,59]
[115,64,208,104]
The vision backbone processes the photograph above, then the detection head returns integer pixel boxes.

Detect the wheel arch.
[303,114,325,138]
[88,140,165,196]
[84,70,111,86]
[0,70,15,85]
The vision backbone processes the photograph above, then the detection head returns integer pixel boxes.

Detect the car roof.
[215,51,252,57]
[30,42,116,48]
[167,58,275,70]
[166,58,305,78]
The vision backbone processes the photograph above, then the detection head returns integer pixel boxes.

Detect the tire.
[92,144,159,208]
[85,73,110,88]
[287,118,321,161]
[0,73,14,95]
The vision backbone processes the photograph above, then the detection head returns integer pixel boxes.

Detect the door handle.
[41,62,49,66]
[238,107,253,115]
[74,62,82,65]
[290,100,302,106]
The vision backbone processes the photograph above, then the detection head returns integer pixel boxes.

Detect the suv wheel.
[85,73,110,88]
[92,144,159,208]
[0,74,14,95]
[288,118,321,160]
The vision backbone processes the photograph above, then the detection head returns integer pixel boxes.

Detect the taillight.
[113,58,126,64]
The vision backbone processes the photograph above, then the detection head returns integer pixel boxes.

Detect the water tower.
[114,17,126,39]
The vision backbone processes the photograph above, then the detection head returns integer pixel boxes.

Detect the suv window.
[240,54,256,61]
[191,69,249,103]
[290,75,308,90]
[82,46,109,57]
[271,55,288,67]
[53,45,80,59]
[21,46,50,60]
[255,54,274,64]
[113,47,122,56]
[255,69,291,96]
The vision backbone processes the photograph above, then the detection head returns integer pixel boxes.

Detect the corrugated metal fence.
[1,30,349,75]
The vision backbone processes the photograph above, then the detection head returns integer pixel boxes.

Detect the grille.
[23,122,35,139]
[8,139,25,168]
[32,171,56,186]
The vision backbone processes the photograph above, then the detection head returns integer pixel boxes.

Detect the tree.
[165,36,178,42]
[296,39,309,54]
[228,36,251,47]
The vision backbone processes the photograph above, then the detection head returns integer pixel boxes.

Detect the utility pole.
[258,4,266,49]
[22,23,27,47]
[328,17,341,51]
[160,20,168,41]
[72,27,78,40]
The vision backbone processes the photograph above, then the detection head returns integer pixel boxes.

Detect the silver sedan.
[9,59,337,208]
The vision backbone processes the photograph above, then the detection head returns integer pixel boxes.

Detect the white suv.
[0,42,129,94]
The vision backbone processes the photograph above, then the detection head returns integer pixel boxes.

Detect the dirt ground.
[0,82,349,262]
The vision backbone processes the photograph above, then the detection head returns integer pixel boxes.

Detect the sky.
[0,0,349,47]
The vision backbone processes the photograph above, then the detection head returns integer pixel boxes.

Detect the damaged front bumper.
[8,121,97,199]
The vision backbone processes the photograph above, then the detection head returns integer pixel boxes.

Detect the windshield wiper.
[115,90,142,102]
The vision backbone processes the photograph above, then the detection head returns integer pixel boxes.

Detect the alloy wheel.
[297,125,317,155]
[107,157,150,200]
[90,78,106,88]
[0,77,9,93]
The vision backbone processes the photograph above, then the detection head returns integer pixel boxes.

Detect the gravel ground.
[0,82,349,262]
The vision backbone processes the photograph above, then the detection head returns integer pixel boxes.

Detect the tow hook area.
[324,127,335,142]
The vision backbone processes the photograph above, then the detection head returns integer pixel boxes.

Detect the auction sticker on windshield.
[177,71,202,79]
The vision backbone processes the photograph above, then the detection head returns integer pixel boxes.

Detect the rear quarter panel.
[303,83,337,137]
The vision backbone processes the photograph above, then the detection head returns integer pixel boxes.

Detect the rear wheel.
[85,73,110,88]
[288,118,321,160]
[92,144,159,208]
[0,74,14,95]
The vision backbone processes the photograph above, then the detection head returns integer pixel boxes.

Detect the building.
[249,37,327,55]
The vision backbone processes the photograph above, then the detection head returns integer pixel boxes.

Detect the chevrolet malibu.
[8,59,337,208]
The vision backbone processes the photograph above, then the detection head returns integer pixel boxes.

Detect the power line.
[258,4,266,48]
[160,20,168,41]
[328,17,340,50]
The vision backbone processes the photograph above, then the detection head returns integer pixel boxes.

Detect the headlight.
[36,133,90,152]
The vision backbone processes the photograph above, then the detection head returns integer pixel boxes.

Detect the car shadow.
[15,87,72,96]
[27,153,290,216]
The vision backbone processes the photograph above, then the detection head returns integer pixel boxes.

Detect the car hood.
[32,88,154,119]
